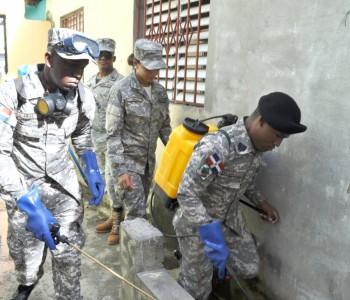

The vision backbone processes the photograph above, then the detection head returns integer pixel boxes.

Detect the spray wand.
[49,224,156,300]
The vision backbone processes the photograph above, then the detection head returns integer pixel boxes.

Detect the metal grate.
[143,0,210,106]
[60,7,84,32]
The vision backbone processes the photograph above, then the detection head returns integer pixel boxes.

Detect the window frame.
[139,0,210,107]
[60,7,84,32]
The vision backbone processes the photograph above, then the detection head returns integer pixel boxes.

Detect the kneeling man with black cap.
[173,92,307,300]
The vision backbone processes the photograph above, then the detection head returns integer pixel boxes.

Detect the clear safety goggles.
[59,34,100,59]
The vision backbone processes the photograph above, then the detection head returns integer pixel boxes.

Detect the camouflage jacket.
[86,69,124,139]
[106,71,172,177]
[177,119,266,236]
[0,72,95,206]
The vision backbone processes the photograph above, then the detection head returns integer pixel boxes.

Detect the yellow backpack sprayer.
[150,113,267,217]
[152,114,238,210]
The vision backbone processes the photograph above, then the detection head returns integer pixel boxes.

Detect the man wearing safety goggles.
[0,28,104,300]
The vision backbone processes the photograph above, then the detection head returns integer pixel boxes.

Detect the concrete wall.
[153,1,350,299]
[201,1,350,299]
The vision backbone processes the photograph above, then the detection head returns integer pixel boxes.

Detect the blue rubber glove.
[17,184,58,250]
[81,151,105,205]
[197,221,229,279]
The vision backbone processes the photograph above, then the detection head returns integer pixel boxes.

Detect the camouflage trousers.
[173,210,260,300]
[6,179,85,300]
[119,170,153,220]
[93,138,121,210]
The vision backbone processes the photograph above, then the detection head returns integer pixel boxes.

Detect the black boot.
[10,284,36,300]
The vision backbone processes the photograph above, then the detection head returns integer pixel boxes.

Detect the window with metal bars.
[143,0,210,106]
[60,7,84,32]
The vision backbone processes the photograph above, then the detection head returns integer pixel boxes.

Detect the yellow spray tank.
[152,115,237,209]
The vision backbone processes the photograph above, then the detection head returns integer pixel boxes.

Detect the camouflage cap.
[47,28,98,61]
[96,38,115,53]
[134,39,166,70]
[258,92,307,134]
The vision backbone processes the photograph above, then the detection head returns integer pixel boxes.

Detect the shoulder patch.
[0,104,12,122]
[237,142,247,152]
[206,153,224,175]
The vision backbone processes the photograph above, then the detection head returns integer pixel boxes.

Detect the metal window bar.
[143,0,209,106]
[60,8,84,32]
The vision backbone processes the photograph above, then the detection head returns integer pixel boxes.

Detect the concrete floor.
[0,199,122,300]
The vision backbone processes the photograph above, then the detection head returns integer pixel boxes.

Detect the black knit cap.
[258,92,307,134]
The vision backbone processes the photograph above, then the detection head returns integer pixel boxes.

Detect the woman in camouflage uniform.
[106,39,172,221]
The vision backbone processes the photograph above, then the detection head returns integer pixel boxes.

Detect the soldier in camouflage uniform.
[86,38,124,245]
[0,28,104,300]
[173,92,307,299]
[106,39,172,220]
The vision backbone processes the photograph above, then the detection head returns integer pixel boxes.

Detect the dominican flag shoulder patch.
[0,105,12,122]
[206,153,224,175]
